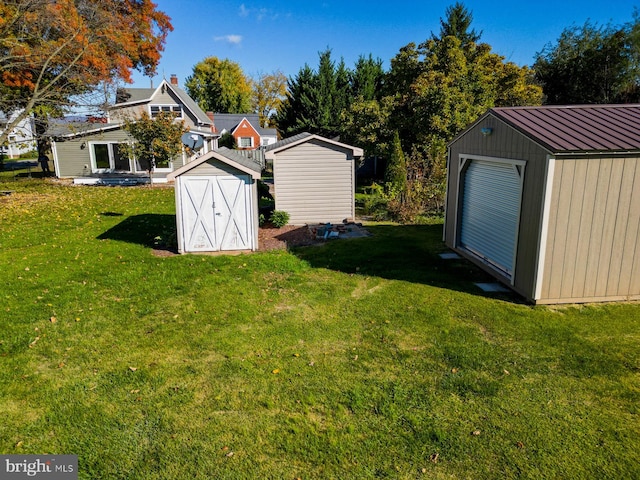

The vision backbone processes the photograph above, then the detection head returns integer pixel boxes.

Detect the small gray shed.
[265,133,363,225]
[167,148,261,253]
[445,104,640,304]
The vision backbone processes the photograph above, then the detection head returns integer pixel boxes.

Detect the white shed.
[265,133,363,225]
[167,148,262,253]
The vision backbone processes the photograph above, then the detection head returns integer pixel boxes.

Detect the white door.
[180,175,252,252]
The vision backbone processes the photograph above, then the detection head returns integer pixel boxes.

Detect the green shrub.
[270,210,290,228]
[19,150,38,159]
[258,213,266,227]
[257,179,273,200]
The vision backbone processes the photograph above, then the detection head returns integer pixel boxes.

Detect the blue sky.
[131,1,639,87]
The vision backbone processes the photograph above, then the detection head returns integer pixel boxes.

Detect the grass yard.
[1,178,639,479]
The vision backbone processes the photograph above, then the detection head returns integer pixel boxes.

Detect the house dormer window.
[150,105,182,118]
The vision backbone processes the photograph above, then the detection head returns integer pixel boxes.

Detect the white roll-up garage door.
[459,159,524,279]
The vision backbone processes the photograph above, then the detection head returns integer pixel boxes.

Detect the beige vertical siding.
[540,156,640,303]
[273,140,355,225]
[187,159,245,177]
[445,114,551,300]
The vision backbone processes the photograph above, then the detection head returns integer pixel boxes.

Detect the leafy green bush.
[18,149,38,159]
[270,210,289,228]
[257,179,273,200]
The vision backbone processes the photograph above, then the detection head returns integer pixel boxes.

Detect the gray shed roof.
[215,147,263,173]
[264,132,363,159]
[490,104,640,154]
[265,132,312,151]
[167,147,262,180]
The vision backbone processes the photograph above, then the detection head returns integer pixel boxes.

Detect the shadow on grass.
[97,214,177,252]
[292,223,524,302]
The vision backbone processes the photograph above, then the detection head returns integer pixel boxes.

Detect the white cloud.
[214,35,243,45]
[238,4,282,22]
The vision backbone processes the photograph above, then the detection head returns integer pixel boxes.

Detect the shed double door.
[180,175,253,252]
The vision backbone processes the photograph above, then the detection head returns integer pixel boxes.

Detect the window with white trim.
[150,105,183,118]
[90,142,131,172]
[238,137,253,148]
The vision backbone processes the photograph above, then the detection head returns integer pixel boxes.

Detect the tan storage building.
[444,104,640,304]
[265,133,363,225]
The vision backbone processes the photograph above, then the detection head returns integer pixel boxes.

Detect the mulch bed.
[258,224,319,251]
[153,223,367,256]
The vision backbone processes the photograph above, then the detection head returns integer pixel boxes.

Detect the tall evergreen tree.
[384,131,407,200]
[436,2,481,48]
[315,49,338,137]
[275,49,352,139]
[386,3,542,150]
[275,64,317,137]
[351,55,385,101]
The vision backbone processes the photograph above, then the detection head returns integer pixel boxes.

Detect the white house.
[0,111,36,158]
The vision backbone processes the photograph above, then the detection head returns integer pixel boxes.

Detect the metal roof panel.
[491,104,640,153]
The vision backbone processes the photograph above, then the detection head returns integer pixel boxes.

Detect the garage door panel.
[459,160,524,278]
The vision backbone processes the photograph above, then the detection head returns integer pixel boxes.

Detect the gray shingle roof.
[113,81,213,127]
[265,132,312,151]
[175,85,212,126]
[211,113,276,138]
[45,121,121,138]
[115,88,155,104]
[491,104,640,153]
[213,113,252,133]
[215,147,263,173]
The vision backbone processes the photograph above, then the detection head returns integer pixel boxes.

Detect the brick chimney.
[170,74,178,86]
[206,111,216,132]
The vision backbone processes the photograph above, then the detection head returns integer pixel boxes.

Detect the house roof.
[489,104,640,154]
[167,147,262,180]
[265,132,364,158]
[213,113,277,137]
[45,119,215,140]
[45,121,122,139]
[113,79,213,127]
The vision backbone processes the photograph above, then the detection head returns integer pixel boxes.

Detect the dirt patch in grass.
[151,224,318,257]
[259,224,318,251]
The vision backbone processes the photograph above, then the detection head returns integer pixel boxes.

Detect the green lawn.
[1,178,639,479]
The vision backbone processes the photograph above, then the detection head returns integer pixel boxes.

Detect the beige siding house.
[265,133,363,225]
[445,104,640,304]
[48,75,218,183]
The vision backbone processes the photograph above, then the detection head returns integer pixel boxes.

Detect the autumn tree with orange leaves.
[0,0,172,150]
